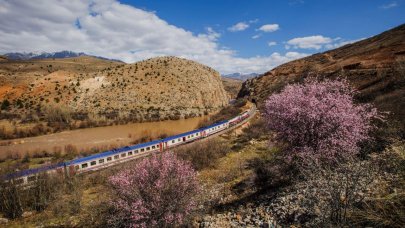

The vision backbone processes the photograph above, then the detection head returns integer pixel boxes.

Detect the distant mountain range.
[222,72,260,81]
[3,50,123,62]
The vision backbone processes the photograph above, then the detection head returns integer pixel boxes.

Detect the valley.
[0,115,208,159]
[0,56,234,140]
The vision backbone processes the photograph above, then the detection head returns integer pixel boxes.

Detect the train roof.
[163,120,228,141]
[2,162,65,180]
[70,138,164,165]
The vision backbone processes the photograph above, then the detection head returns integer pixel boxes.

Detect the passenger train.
[2,108,254,185]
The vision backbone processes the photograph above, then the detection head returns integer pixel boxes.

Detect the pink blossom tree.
[264,79,380,163]
[108,152,199,227]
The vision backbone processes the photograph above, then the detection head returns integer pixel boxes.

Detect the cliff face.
[0,56,229,121]
[238,24,405,128]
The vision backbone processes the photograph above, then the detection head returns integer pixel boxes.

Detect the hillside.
[76,56,228,120]
[221,76,243,98]
[0,56,228,135]
[238,24,405,130]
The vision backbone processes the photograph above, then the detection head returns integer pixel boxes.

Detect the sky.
[0,0,404,74]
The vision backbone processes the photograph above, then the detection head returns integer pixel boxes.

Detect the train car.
[2,162,65,185]
[70,139,164,173]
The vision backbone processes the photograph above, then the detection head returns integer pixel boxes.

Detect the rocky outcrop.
[238,24,405,130]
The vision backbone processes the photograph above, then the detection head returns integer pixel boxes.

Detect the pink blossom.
[264,79,381,164]
[108,152,199,227]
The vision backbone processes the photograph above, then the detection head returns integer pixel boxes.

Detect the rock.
[0,217,9,224]
[22,211,34,218]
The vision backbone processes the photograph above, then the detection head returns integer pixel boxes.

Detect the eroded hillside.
[239,24,405,130]
[0,56,229,138]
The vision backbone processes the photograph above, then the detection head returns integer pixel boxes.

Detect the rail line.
[2,105,257,184]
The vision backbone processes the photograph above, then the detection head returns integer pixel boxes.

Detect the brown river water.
[0,116,207,159]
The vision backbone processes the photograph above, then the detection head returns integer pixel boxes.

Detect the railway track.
[2,105,257,184]
[80,105,257,174]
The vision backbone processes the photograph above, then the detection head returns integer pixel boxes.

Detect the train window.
[187,135,190,138]
[141,148,145,152]
[91,161,96,166]
[82,163,88,169]
[107,157,112,161]
[128,151,133,156]
[75,165,80,170]
[134,150,139,153]
[114,155,119,159]
[99,159,104,164]
[152,145,155,149]
[196,133,199,135]
[157,144,160,147]
[178,138,181,142]
[146,147,150,151]
[121,153,126,158]
[28,176,36,182]
[172,140,175,143]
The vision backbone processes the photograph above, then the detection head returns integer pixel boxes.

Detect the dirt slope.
[238,24,405,130]
[222,77,243,99]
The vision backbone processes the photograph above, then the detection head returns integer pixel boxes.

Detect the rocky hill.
[239,24,405,130]
[75,56,228,120]
[221,77,243,98]
[0,56,228,125]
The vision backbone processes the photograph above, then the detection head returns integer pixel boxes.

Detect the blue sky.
[0,0,404,74]
[123,0,404,57]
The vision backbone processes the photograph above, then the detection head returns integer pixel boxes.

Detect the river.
[0,116,208,159]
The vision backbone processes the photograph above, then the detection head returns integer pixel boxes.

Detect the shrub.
[269,157,380,226]
[108,152,199,227]
[1,99,10,110]
[27,173,60,212]
[349,142,405,227]
[176,139,230,170]
[252,147,295,190]
[234,118,268,150]
[0,180,23,219]
[264,79,381,164]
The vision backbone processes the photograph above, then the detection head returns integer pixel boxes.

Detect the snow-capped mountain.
[3,51,122,62]
[222,72,260,81]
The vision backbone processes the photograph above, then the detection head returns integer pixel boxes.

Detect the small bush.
[0,180,23,219]
[176,139,230,170]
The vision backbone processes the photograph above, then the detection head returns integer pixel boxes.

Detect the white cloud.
[258,24,279,32]
[324,38,365,49]
[228,22,249,32]
[198,27,221,41]
[380,1,398,9]
[287,35,332,49]
[252,34,261,39]
[0,0,305,74]
[268,41,277,47]
[286,35,364,50]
